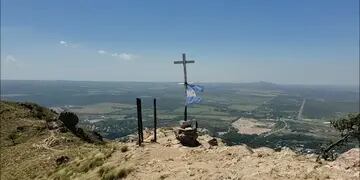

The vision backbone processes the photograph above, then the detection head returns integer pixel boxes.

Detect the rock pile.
[174,121,200,147]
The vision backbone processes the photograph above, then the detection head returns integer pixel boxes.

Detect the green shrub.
[59,112,79,130]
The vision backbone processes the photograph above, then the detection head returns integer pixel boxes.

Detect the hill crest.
[0,101,359,179]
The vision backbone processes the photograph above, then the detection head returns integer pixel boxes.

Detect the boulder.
[208,138,218,146]
[180,121,192,129]
[46,120,64,130]
[179,120,198,129]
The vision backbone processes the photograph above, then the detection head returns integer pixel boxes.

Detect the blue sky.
[1,0,359,85]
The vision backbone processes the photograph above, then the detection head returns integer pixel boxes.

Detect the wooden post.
[136,98,143,145]
[184,104,188,121]
[153,98,157,142]
[140,111,143,143]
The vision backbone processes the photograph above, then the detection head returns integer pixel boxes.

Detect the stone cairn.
[174,120,200,147]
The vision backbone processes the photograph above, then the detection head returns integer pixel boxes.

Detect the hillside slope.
[0,101,359,180]
[0,101,114,179]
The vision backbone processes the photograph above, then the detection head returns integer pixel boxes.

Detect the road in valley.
[263,118,288,137]
[297,99,306,120]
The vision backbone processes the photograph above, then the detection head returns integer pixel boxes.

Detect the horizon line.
[1,79,359,87]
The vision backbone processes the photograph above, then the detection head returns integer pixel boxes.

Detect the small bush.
[117,168,133,179]
[7,132,19,145]
[59,112,79,130]
[101,166,133,180]
[120,145,129,152]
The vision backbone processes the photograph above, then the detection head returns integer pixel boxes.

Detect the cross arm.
[173,60,195,64]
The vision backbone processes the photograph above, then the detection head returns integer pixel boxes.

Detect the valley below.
[1,80,359,154]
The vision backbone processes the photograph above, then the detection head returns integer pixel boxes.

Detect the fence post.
[136,98,143,145]
[153,98,157,142]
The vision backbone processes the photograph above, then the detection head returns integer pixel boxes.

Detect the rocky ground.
[64,128,359,180]
[1,101,359,180]
[114,129,360,180]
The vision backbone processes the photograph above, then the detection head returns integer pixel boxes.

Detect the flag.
[186,84,204,105]
[188,84,204,93]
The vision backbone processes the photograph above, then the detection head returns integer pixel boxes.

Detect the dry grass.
[0,101,115,180]
[50,149,112,179]
[99,165,134,180]
[79,153,105,172]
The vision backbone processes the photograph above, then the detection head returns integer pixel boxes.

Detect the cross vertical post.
[153,98,157,142]
[182,53,188,121]
[174,53,195,121]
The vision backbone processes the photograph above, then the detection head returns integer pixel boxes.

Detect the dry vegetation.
[0,101,116,179]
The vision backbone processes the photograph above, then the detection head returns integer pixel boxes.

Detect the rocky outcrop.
[329,148,360,171]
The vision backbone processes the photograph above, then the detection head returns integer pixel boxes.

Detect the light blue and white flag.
[188,84,204,93]
[186,84,204,105]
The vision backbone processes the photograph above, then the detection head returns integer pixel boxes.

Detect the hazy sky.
[1,0,359,85]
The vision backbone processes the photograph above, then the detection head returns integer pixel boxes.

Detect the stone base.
[174,127,200,147]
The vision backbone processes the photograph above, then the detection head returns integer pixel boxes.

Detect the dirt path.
[297,99,306,120]
[263,119,288,137]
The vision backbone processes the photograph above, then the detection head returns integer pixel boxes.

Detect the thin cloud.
[98,50,107,54]
[2,54,24,68]
[5,55,17,62]
[59,40,136,60]
[108,51,136,60]
[116,53,134,60]
[59,40,78,48]
[59,40,67,45]
[59,40,68,46]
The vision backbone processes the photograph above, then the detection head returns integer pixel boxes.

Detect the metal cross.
[174,53,195,121]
